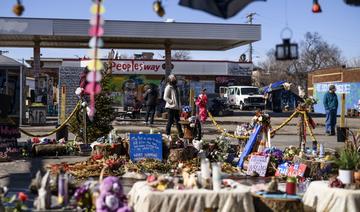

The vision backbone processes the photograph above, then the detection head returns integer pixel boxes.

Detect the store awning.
[0,17,261,50]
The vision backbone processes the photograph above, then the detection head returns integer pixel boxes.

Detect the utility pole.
[246,13,256,63]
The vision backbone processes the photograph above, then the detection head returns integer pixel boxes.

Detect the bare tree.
[258,32,344,93]
[347,57,360,67]
[172,50,191,60]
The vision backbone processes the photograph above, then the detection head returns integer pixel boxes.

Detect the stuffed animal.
[96,177,131,212]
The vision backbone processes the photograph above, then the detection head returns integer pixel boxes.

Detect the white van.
[225,86,265,110]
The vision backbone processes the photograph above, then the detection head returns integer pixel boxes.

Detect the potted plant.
[335,148,360,184]
[346,129,360,184]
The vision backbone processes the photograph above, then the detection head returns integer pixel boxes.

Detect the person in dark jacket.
[323,84,338,136]
[143,84,158,125]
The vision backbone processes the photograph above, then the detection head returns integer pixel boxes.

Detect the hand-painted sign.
[246,155,270,177]
[275,162,307,177]
[0,123,20,162]
[313,82,360,114]
[129,133,162,161]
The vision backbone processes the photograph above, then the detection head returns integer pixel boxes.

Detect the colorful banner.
[313,82,360,114]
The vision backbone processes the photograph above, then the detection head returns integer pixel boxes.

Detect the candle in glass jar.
[212,162,221,191]
[201,158,210,180]
[285,177,297,195]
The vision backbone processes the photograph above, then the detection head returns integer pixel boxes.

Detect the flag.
[179,0,266,19]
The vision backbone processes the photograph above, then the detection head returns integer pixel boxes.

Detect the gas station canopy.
[0,17,260,50]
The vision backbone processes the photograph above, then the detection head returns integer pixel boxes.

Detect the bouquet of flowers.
[251,112,271,127]
[73,180,97,210]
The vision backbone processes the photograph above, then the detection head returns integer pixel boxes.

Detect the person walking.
[163,75,183,139]
[143,84,158,125]
[195,88,208,123]
[323,84,338,136]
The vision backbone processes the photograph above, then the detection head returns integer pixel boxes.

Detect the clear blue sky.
[1,0,359,64]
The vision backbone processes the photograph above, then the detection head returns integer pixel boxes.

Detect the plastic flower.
[18,192,28,202]
[75,87,84,96]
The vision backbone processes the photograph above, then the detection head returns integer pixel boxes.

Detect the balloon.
[89,37,104,48]
[90,16,104,26]
[88,26,104,37]
[85,82,102,95]
[90,4,105,14]
[87,59,104,71]
[86,71,102,82]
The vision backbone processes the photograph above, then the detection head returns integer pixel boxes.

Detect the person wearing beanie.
[323,84,338,136]
[163,74,184,138]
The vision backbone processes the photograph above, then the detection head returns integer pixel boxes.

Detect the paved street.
[1,111,359,207]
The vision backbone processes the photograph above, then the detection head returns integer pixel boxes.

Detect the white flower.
[105,195,119,210]
[75,87,84,96]
[86,107,95,117]
[258,116,263,122]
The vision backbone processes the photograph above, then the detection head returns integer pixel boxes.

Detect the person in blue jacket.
[323,85,338,136]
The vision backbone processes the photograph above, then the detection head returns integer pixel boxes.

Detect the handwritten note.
[246,155,270,177]
[129,134,162,161]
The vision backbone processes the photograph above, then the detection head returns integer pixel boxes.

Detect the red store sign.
[111,61,162,73]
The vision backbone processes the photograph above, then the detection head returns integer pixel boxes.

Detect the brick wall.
[307,67,360,96]
[58,67,83,119]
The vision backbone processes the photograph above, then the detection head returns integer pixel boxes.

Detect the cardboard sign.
[0,123,20,161]
[0,138,19,161]
[246,155,270,177]
[129,134,162,161]
[275,163,307,177]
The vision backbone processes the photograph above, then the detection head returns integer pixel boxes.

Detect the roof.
[0,55,23,67]
[0,17,261,50]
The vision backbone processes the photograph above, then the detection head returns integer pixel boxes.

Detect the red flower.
[92,154,103,160]
[18,192,28,202]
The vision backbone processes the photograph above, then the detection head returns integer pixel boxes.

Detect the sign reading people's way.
[129,134,162,161]
[246,155,270,177]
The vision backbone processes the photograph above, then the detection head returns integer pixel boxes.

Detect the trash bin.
[336,127,348,143]
[56,124,68,141]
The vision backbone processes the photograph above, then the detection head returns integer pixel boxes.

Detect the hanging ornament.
[312,0,322,13]
[153,0,165,17]
[13,0,25,16]
[86,0,105,119]
[86,71,102,82]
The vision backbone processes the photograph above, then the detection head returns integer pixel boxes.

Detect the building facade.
[59,58,253,117]
[308,67,360,114]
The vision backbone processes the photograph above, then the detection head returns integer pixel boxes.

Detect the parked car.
[207,93,233,116]
[223,86,265,110]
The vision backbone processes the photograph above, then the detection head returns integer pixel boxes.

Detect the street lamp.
[275,39,298,60]
[275,27,298,61]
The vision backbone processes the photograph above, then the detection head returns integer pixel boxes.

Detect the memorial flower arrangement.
[251,111,271,131]
[73,180,97,210]
[283,146,300,161]
[304,96,318,107]
[203,134,231,163]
